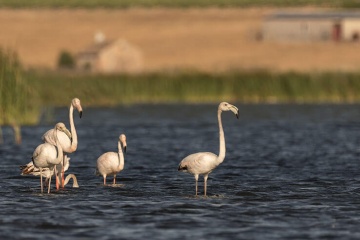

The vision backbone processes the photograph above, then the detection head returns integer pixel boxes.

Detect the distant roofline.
[266,11,360,20]
[77,39,116,56]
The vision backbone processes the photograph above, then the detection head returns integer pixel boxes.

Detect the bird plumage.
[178,102,239,197]
[96,134,127,185]
[20,156,71,183]
[178,152,218,175]
[32,122,70,193]
[41,98,82,188]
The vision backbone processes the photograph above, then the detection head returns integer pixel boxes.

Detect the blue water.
[1,104,360,239]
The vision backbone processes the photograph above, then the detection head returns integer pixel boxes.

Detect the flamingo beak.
[124,146,127,154]
[230,105,239,119]
[79,111,83,118]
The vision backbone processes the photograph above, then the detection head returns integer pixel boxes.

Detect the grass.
[2,61,360,127]
[0,0,360,8]
[26,70,360,107]
[0,49,39,126]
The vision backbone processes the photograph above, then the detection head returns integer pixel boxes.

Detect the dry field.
[1,7,360,73]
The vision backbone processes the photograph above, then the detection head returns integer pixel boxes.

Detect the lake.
[1,103,360,239]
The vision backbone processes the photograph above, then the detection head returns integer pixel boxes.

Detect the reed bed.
[0,49,39,126]
[26,71,360,107]
[0,0,359,8]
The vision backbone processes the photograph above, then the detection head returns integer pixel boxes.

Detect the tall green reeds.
[0,49,39,127]
[26,71,360,106]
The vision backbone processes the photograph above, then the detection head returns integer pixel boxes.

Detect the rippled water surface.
[2,104,360,239]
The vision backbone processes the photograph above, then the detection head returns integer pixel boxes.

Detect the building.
[76,37,143,73]
[262,11,360,42]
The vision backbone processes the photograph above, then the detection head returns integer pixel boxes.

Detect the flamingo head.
[219,102,239,119]
[72,98,83,118]
[119,134,127,153]
[55,122,72,139]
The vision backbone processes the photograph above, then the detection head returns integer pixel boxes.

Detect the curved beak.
[230,105,239,119]
[77,104,83,119]
[120,138,127,154]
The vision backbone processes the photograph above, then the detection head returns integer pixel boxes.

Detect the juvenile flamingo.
[42,98,82,188]
[96,134,127,185]
[32,122,71,193]
[178,102,239,197]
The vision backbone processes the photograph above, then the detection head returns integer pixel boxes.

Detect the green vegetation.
[0,0,360,8]
[0,49,39,126]
[26,71,360,107]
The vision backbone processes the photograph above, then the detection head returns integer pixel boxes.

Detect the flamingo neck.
[54,129,63,165]
[117,141,125,170]
[217,109,225,165]
[64,174,79,188]
[69,104,78,151]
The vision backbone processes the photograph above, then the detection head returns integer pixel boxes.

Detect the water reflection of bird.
[96,134,127,185]
[178,102,239,197]
[20,156,79,188]
[42,98,83,188]
[32,122,70,193]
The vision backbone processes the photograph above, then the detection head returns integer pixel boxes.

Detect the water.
[1,103,360,239]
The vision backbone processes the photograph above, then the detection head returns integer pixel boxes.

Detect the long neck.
[217,109,225,165]
[117,141,125,171]
[64,174,79,188]
[69,104,78,151]
[55,130,63,164]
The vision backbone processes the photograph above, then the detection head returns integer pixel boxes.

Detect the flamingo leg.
[61,156,65,188]
[55,167,60,191]
[194,174,199,197]
[40,168,43,194]
[103,175,106,186]
[204,174,209,197]
[113,175,116,185]
[48,169,52,194]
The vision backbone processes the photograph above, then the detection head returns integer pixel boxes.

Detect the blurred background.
[2,0,360,131]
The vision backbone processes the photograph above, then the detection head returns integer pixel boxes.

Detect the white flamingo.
[42,98,82,188]
[32,122,71,193]
[20,156,79,188]
[96,134,127,185]
[178,102,239,197]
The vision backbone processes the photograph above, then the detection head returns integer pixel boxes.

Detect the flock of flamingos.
[19,98,239,197]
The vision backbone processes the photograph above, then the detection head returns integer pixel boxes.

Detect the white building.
[262,12,360,42]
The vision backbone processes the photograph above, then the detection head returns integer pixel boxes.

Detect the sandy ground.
[1,8,360,73]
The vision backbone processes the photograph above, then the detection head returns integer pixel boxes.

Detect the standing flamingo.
[20,156,79,188]
[178,102,239,197]
[96,134,127,185]
[32,122,71,193]
[42,98,82,188]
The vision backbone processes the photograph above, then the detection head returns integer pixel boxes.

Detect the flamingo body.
[96,134,127,185]
[178,152,218,175]
[97,152,124,175]
[42,130,72,152]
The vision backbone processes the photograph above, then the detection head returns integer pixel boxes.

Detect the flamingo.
[20,156,79,188]
[42,98,82,188]
[96,134,127,185]
[32,122,71,193]
[178,102,239,197]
